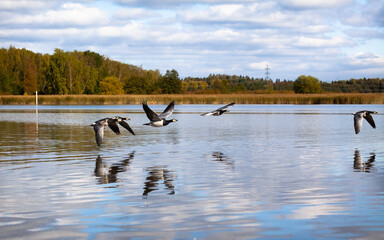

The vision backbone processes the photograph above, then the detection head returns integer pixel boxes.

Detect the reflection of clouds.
[354,149,376,173]
[283,187,349,220]
[94,151,135,186]
[211,151,234,170]
[143,166,176,198]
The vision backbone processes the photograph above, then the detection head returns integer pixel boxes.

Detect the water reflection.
[143,166,176,198]
[354,149,376,173]
[211,151,234,170]
[1,105,384,239]
[94,151,135,186]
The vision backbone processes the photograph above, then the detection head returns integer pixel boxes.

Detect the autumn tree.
[100,76,124,95]
[293,75,322,93]
[23,57,37,94]
[212,78,230,93]
[49,49,69,94]
[0,48,11,93]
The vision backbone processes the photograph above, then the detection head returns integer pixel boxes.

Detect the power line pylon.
[265,65,271,80]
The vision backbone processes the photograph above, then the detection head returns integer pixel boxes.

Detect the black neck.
[163,119,174,126]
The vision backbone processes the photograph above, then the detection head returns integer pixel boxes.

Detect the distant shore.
[0,93,383,105]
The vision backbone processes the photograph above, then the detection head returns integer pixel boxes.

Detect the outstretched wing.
[216,102,235,111]
[93,124,104,146]
[159,101,175,119]
[142,101,161,121]
[364,113,376,129]
[354,112,363,134]
[201,102,235,116]
[107,118,121,134]
[201,111,217,116]
[118,120,135,135]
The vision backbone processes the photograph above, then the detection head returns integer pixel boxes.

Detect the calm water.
[0,104,383,240]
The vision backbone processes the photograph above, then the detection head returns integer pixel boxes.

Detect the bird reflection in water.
[212,151,234,170]
[354,149,376,173]
[143,166,176,198]
[94,151,135,186]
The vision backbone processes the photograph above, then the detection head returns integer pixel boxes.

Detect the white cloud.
[1,3,108,27]
[0,0,50,11]
[97,22,149,40]
[249,61,271,70]
[349,52,384,67]
[114,8,159,19]
[295,36,355,48]
[112,0,255,7]
[281,0,353,9]
[180,2,325,31]
[0,0,382,81]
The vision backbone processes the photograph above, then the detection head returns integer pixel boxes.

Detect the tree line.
[0,47,181,95]
[0,47,383,95]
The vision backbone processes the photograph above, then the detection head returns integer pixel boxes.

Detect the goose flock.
[91,101,378,146]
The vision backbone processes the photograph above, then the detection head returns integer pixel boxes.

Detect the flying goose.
[353,110,377,134]
[91,116,135,146]
[142,101,177,127]
[201,102,235,116]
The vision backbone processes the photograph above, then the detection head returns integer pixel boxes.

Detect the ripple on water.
[0,105,383,239]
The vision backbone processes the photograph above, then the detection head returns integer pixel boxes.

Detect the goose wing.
[201,111,217,116]
[159,101,175,119]
[364,112,376,129]
[142,101,161,121]
[118,120,135,135]
[354,112,364,134]
[216,102,235,111]
[201,102,235,116]
[107,118,121,134]
[93,123,105,146]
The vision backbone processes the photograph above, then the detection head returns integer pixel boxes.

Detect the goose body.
[353,110,377,134]
[142,101,177,127]
[91,116,135,146]
[201,102,235,116]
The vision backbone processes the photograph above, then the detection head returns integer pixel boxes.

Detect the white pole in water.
[35,91,38,131]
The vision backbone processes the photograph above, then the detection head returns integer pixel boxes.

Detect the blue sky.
[0,0,383,81]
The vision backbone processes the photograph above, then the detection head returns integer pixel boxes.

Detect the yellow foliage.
[100,76,124,95]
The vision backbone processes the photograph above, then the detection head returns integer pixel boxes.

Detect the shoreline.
[0,93,383,105]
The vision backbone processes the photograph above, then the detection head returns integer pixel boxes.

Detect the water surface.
[0,104,383,239]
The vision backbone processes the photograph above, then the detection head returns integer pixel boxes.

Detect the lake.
[0,104,383,239]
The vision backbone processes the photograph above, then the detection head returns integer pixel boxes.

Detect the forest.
[0,46,383,95]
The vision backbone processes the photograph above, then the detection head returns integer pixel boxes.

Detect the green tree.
[8,46,24,94]
[100,76,124,95]
[212,78,230,93]
[23,57,37,95]
[84,67,99,94]
[0,48,11,93]
[293,75,322,93]
[159,69,182,94]
[36,53,51,94]
[49,49,69,94]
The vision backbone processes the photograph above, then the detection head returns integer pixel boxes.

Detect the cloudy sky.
[0,0,383,81]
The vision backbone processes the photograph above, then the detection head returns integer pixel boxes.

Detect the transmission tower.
[265,65,271,80]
